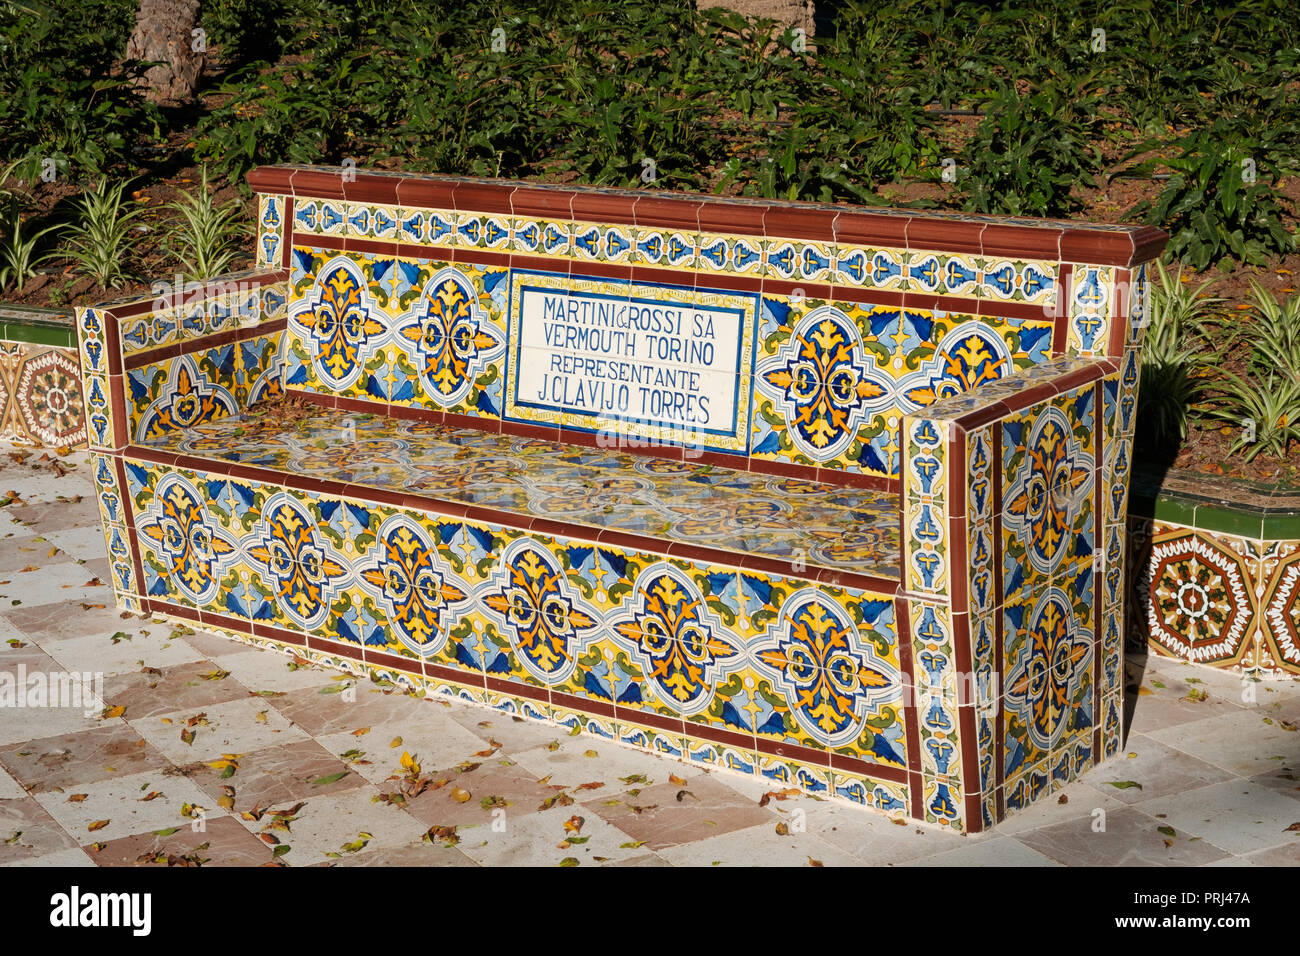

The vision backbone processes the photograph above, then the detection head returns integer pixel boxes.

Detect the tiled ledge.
[248,164,1167,267]
[1130,466,1300,541]
[0,304,77,349]
[1128,465,1300,679]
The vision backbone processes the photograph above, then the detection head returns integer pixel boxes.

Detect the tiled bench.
[78,165,1165,832]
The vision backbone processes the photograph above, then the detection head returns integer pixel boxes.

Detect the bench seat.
[140,402,901,579]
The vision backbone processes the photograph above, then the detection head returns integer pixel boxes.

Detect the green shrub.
[1133,121,1295,271]
[63,179,141,289]
[1136,260,1224,453]
[961,73,1105,218]
[0,0,158,174]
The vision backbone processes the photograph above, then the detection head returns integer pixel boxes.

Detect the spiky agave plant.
[163,167,246,281]
[1135,259,1224,453]
[1202,281,1300,461]
[63,178,141,289]
[0,210,61,293]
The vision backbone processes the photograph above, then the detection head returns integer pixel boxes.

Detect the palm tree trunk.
[126,0,204,104]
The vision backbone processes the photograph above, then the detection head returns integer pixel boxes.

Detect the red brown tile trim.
[123,317,288,372]
[254,165,1166,267]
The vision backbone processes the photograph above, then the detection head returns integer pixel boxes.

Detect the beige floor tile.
[131,696,311,764]
[32,767,223,846]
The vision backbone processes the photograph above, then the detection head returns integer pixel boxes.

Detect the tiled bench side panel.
[906,356,1111,830]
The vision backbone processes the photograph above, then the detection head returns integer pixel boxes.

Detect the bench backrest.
[248,166,1163,489]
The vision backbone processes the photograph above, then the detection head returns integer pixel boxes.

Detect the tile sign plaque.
[506,271,756,452]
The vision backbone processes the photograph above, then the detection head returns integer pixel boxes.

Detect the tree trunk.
[126,0,204,105]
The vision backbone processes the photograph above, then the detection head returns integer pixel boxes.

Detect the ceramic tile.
[0,341,87,447]
[134,413,902,577]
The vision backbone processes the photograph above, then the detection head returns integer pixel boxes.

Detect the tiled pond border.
[1128,466,1300,679]
[0,305,86,448]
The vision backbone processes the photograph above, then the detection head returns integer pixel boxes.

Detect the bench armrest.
[898,352,1131,826]
[75,268,288,450]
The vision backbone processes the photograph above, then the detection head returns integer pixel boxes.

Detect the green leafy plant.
[1135,260,1224,453]
[0,0,158,174]
[63,178,140,289]
[163,168,246,280]
[962,73,1105,217]
[0,210,60,293]
[1133,122,1296,270]
[1203,282,1300,461]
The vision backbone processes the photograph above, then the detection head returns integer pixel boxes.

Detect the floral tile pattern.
[144,406,901,578]
[1129,516,1300,679]
[0,341,86,447]
[750,300,1053,478]
[122,454,910,787]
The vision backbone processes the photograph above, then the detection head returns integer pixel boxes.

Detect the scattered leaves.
[759,788,801,807]
[424,825,459,847]
[339,832,372,854]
